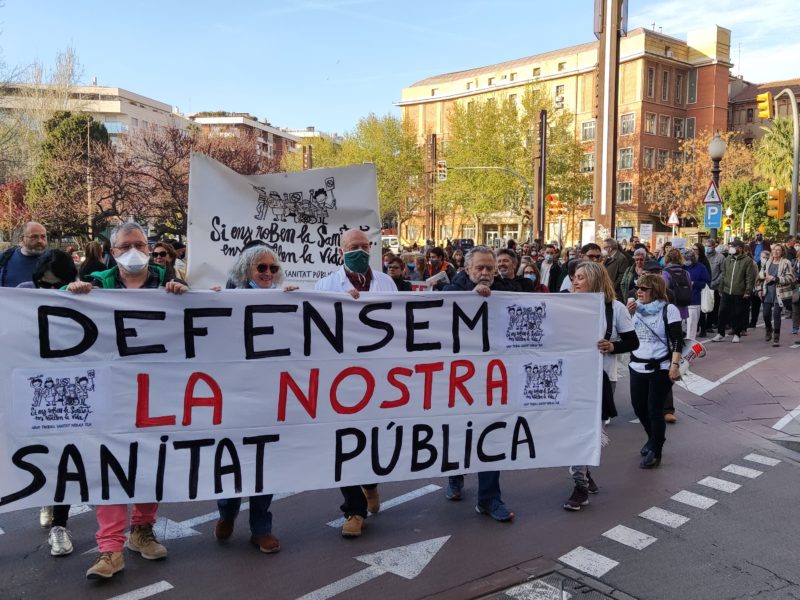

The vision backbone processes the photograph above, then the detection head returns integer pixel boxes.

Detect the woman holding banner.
[563,261,638,511]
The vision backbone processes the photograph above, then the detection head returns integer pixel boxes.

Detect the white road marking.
[0,527,4,535]
[723,464,763,479]
[105,580,174,600]
[743,453,781,466]
[677,356,770,396]
[505,580,573,599]
[629,418,640,423]
[671,490,717,509]
[68,504,92,517]
[639,507,689,528]
[698,476,741,493]
[558,547,618,578]
[297,565,384,600]
[602,525,657,550]
[327,484,441,528]
[773,403,800,431]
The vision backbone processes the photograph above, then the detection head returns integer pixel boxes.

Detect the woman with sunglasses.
[627,273,684,468]
[150,242,184,281]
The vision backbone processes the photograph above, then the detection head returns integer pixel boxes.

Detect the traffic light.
[767,187,786,219]
[756,91,774,120]
[546,193,566,217]
[521,207,535,221]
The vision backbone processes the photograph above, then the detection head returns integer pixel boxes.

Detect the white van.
[381,235,401,254]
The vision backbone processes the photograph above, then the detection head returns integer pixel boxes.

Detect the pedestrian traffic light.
[767,187,786,219]
[436,160,447,182]
[756,91,774,120]
[521,206,535,221]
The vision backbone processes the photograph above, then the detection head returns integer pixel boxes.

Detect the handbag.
[700,285,714,313]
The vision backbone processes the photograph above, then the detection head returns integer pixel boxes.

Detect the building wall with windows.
[729,78,800,145]
[190,115,301,164]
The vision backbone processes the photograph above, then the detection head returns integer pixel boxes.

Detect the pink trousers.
[95,503,158,552]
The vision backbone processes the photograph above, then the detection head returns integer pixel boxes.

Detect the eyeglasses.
[585,254,602,261]
[386,264,402,269]
[24,234,47,240]
[151,251,168,258]
[635,286,652,291]
[116,242,148,252]
[256,263,280,274]
[36,280,63,289]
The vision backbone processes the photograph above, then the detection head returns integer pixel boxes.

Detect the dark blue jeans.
[217,495,273,536]
[448,471,502,506]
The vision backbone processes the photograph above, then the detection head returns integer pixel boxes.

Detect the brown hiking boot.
[341,515,364,538]
[773,332,780,347]
[214,518,235,541]
[250,533,281,553]
[127,524,168,560]
[363,487,380,514]
[86,551,124,579]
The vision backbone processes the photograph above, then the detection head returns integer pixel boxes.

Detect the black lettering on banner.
[114,311,167,356]
[464,421,474,469]
[184,308,233,359]
[172,439,215,499]
[511,416,536,460]
[156,435,168,502]
[477,422,507,463]
[370,422,402,476]
[100,443,138,500]
[0,445,48,507]
[244,304,297,360]
[357,303,395,353]
[304,301,343,356]
[214,438,242,494]
[38,306,98,358]
[405,300,444,352]
[54,444,89,503]
[410,424,437,471]
[243,434,280,493]
[452,301,490,353]
[334,428,366,482]
[440,424,459,472]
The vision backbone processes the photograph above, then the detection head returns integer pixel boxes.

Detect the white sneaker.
[48,526,73,556]
[732,335,741,343]
[39,506,53,528]
[711,334,725,342]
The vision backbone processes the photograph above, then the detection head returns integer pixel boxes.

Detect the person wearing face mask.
[65,222,188,580]
[0,221,48,287]
[602,238,631,301]
[749,250,771,328]
[682,248,710,340]
[537,244,562,292]
[712,240,754,343]
[315,228,395,538]
[756,244,795,346]
[749,232,771,266]
[620,248,648,300]
[424,246,456,290]
[519,263,549,292]
[704,240,725,334]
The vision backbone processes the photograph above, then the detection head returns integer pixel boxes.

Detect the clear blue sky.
[2,0,797,135]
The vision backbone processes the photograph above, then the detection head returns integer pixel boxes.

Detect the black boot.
[640,450,661,469]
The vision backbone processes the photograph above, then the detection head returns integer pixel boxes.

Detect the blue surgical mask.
[704,246,713,255]
[525,274,536,282]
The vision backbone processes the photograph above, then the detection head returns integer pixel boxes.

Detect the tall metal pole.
[709,157,720,240]
[774,88,799,236]
[87,118,93,240]
[536,109,547,243]
[740,190,768,235]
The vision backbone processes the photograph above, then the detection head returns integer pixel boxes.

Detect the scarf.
[635,298,666,316]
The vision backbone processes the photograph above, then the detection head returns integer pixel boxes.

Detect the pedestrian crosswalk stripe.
[602,525,657,550]
[105,580,174,600]
[639,507,689,528]
[558,546,618,578]
[671,490,717,509]
[743,453,780,466]
[723,464,763,479]
[698,476,741,493]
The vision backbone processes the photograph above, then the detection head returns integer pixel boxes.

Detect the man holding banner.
[315,227,396,538]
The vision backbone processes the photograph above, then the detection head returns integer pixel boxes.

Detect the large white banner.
[0,288,604,513]
[187,154,382,289]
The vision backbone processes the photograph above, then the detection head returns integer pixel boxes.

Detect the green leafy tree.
[756,117,794,188]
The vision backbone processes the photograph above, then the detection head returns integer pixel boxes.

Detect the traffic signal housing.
[756,91,774,120]
[436,160,447,182]
[767,187,786,219]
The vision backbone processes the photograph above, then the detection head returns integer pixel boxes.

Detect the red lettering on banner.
[135,373,177,428]
[330,367,375,414]
[448,360,476,407]
[182,372,223,426]
[414,362,444,410]
[278,369,319,421]
[486,359,508,406]
[381,367,413,409]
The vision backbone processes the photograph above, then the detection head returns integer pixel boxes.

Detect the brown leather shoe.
[250,533,280,553]
[341,515,364,538]
[665,413,677,424]
[214,519,235,541]
[362,487,380,514]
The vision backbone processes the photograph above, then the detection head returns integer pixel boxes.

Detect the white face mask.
[116,249,150,274]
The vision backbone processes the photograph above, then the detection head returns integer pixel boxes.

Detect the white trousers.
[686,305,701,340]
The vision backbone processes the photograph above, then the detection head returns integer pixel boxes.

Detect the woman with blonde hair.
[563,261,639,511]
[757,243,796,346]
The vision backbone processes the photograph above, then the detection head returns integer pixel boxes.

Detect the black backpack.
[666,266,692,307]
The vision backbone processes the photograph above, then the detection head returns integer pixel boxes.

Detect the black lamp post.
[708,131,727,240]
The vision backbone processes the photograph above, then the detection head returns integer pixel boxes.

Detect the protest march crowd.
[1,217,796,582]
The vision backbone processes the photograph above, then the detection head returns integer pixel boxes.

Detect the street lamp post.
[708,131,727,241]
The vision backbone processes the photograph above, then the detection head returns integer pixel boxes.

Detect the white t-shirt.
[630,303,681,373]
[604,300,635,381]
[560,275,572,292]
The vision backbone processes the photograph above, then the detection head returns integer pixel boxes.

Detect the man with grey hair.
[602,238,631,301]
[0,221,48,287]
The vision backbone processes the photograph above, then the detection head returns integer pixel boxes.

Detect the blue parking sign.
[704,203,722,229]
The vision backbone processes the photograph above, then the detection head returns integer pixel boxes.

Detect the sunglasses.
[36,280,64,289]
[151,251,169,258]
[256,264,280,274]
[586,254,602,261]
[635,286,652,291]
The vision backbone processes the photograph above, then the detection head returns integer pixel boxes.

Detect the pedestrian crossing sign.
[703,181,722,204]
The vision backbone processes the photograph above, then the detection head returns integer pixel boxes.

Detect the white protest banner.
[186,154,382,289]
[0,288,603,513]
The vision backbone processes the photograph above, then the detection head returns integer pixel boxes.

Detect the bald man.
[1,222,48,287]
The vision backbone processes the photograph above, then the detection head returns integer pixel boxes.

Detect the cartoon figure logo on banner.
[29,369,95,422]
[505,302,547,347]
[252,176,337,225]
[523,360,564,405]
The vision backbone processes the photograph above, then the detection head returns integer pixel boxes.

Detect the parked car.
[382,235,401,255]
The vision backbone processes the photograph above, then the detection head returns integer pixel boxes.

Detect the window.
[674,117,685,139]
[130,117,139,128]
[675,74,683,103]
[661,70,670,101]
[466,81,472,91]
[643,147,655,169]
[746,108,754,123]
[555,84,565,96]
[558,62,566,72]
[431,88,438,96]
[580,188,593,206]
[618,147,634,170]
[508,93,517,104]
[581,153,595,173]
[510,72,517,81]
[687,69,697,104]
[657,149,669,168]
[659,115,671,136]
[647,67,655,98]
[685,117,696,138]
[618,182,633,203]
[581,121,596,141]
[644,112,657,134]
[672,151,683,163]
[620,113,635,135]
[462,225,476,239]
[533,67,541,77]
[488,77,495,86]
